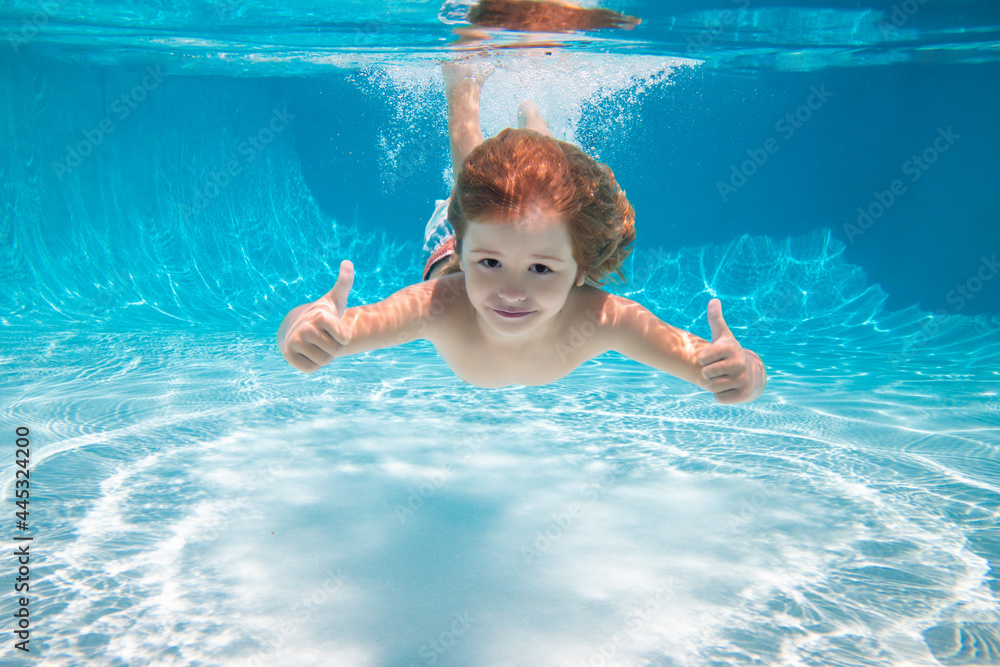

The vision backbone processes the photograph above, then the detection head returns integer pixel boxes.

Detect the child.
[277,59,767,403]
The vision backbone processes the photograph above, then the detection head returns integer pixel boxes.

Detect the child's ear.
[575,268,586,287]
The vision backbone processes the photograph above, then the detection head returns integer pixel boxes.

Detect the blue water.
[2,1,1000,665]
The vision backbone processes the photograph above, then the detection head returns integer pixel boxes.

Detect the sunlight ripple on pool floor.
[1,319,998,665]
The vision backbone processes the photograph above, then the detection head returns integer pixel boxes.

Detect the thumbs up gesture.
[278,260,355,373]
[697,299,766,404]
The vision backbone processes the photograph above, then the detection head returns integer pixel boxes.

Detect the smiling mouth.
[491,308,536,319]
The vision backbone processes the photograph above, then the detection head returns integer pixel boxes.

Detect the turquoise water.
[3,1,1000,665]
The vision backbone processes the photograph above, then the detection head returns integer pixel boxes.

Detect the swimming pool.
[2,0,999,665]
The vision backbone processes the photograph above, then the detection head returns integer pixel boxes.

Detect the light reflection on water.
[1,328,997,666]
[2,2,999,659]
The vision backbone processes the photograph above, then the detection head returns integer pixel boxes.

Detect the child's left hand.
[697,299,766,404]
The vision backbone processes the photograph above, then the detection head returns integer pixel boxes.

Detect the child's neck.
[471,307,563,353]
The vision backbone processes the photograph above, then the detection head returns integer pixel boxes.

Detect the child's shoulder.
[546,285,638,362]
[558,284,635,348]
[565,284,634,325]
[426,271,469,303]
[420,271,472,329]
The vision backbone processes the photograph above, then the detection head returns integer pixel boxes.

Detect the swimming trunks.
[421,197,456,281]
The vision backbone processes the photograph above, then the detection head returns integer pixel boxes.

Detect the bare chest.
[434,335,578,387]
[429,285,607,388]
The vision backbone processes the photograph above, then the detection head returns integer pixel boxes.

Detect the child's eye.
[477,259,552,274]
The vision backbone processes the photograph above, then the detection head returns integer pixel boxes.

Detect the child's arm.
[604,296,766,404]
[443,59,493,184]
[277,260,445,373]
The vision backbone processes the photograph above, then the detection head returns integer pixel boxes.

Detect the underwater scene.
[2,0,999,665]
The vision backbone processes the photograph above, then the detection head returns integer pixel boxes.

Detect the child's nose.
[497,281,528,302]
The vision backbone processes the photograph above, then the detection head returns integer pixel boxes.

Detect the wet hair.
[441,127,636,287]
[467,0,640,33]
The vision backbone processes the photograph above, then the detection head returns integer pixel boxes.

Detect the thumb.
[323,260,354,314]
[707,298,731,343]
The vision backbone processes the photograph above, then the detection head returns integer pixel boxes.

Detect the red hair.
[467,0,641,32]
[443,128,636,286]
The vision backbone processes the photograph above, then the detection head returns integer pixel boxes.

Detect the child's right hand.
[279,260,354,373]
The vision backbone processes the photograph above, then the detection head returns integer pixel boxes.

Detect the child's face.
[459,208,585,342]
